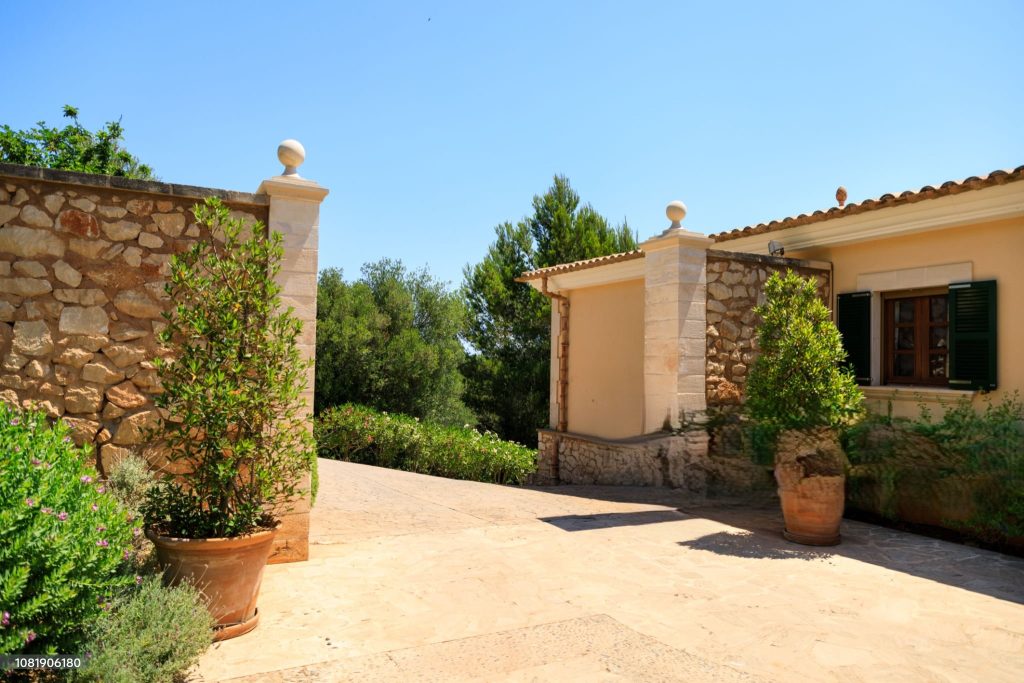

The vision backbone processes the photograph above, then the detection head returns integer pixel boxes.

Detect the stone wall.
[0,165,269,465]
[705,250,831,408]
[0,163,317,562]
[534,428,770,494]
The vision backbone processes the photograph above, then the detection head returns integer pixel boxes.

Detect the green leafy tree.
[144,198,313,538]
[745,270,864,431]
[315,260,473,426]
[462,175,636,445]
[0,105,154,179]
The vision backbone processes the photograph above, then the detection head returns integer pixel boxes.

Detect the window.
[836,280,997,391]
[884,293,948,386]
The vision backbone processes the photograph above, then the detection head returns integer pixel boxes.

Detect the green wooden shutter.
[836,291,872,385]
[948,280,997,391]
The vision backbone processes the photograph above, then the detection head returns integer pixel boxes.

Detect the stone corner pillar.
[256,140,329,564]
[639,201,713,434]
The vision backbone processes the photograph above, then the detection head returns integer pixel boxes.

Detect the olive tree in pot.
[746,270,863,545]
[143,197,313,640]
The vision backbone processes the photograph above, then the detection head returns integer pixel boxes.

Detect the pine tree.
[462,176,636,445]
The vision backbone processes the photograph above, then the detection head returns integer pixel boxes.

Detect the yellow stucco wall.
[790,215,1023,417]
[566,279,645,438]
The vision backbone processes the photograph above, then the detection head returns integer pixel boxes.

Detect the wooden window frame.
[881,287,949,387]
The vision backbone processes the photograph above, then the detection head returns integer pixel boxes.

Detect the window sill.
[861,385,976,404]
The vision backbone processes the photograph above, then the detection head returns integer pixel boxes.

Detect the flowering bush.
[0,404,136,654]
[316,404,536,484]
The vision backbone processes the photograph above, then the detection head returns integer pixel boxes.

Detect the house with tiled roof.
[518,165,1024,489]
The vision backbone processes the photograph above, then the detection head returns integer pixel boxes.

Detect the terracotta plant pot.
[146,527,277,641]
[774,428,846,546]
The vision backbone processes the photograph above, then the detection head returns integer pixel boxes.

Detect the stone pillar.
[256,140,329,563]
[548,304,560,428]
[640,202,713,433]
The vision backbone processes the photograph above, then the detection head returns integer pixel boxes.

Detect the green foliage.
[914,392,1023,473]
[462,175,636,444]
[144,198,314,538]
[0,405,136,655]
[316,404,537,485]
[844,393,1024,542]
[73,576,213,683]
[105,455,155,522]
[0,105,154,179]
[316,261,473,426]
[745,270,864,431]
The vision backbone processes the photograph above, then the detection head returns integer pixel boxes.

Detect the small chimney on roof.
[836,186,848,208]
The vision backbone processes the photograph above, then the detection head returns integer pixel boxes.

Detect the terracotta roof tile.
[516,250,645,281]
[711,165,1024,242]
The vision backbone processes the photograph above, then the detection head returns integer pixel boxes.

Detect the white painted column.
[256,140,329,563]
[640,202,713,433]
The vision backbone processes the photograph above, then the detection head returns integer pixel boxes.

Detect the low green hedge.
[843,392,1024,545]
[316,404,537,485]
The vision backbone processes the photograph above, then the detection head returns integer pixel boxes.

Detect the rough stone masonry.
[0,166,270,473]
[0,165,335,561]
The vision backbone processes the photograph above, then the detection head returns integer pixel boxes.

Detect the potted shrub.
[745,270,863,545]
[143,198,313,640]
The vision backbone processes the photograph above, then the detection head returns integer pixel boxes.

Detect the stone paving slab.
[193,460,1024,682]
[222,615,765,683]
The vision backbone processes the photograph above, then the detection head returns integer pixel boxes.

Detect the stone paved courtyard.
[193,459,1024,682]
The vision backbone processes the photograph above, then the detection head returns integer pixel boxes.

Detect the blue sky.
[3,1,1022,287]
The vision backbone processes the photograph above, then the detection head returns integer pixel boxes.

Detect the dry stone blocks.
[152,213,185,237]
[13,320,53,356]
[705,251,830,407]
[0,172,269,473]
[14,261,47,277]
[1,164,310,561]
[103,342,147,368]
[59,306,109,335]
[138,232,163,249]
[81,358,125,385]
[69,198,96,212]
[102,220,142,241]
[43,195,66,214]
[65,384,104,413]
[113,290,162,318]
[106,380,146,409]
[53,260,82,286]
[20,205,53,228]
[59,210,100,238]
[0,226,65,258]
[112,409,158,445]
[96,205,126,219]
[125,199,153,216]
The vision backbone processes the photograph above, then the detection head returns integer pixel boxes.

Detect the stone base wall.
[705,250,831,408]
[0,164,311,562]
[534,429,771,494]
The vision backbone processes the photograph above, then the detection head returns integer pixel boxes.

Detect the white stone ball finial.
[277,139,306,176]
[666,200,687,229]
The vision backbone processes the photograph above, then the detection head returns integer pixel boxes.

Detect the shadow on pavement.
[539,509,687,531]
[678,530,834,561]
[529,484,1024,605]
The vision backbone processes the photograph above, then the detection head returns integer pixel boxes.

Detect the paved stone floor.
[193,459,1024,682]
